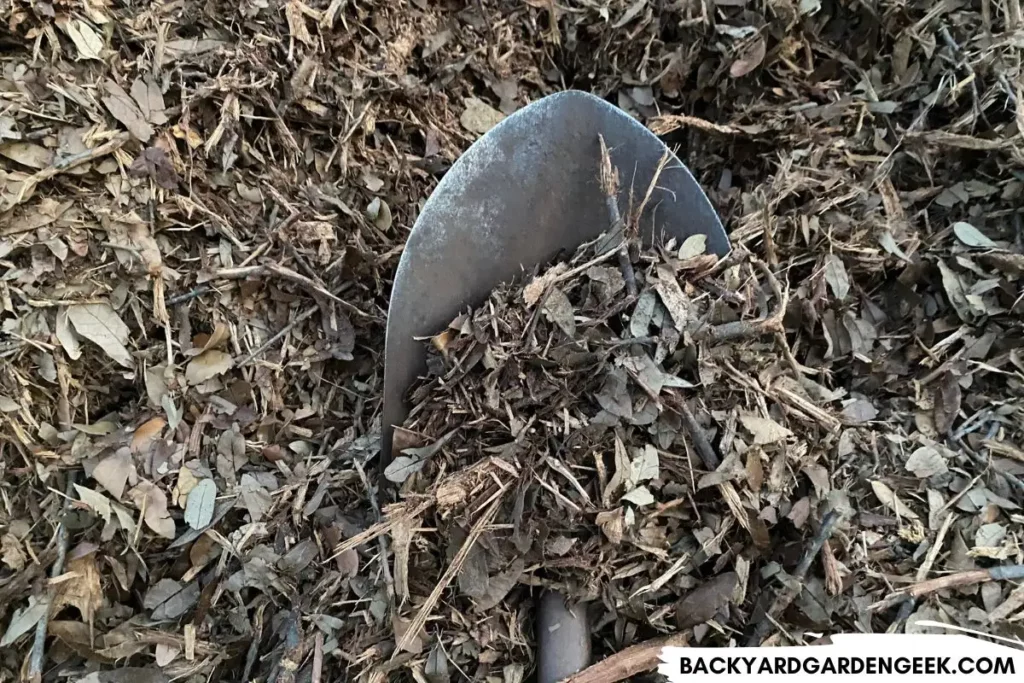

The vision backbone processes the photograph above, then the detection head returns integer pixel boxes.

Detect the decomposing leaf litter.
[2,0,1024,681]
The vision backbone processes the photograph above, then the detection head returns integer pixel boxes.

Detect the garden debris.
[2,0,1024,680]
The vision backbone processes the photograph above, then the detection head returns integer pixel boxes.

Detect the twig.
[166,285,213,306]
[238,305,319,366]
[665,391,720,470]
[394,489,505,654]
[870,565,1024,613]
[648,114,742,137]
[691,260,788,343]
[598,135,637,297]
[13,133,130,208]
[28,471,77,679]
[746,510,842,645]
[563,634,689,683]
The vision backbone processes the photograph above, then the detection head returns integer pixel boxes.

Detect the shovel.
[382,90,727,682]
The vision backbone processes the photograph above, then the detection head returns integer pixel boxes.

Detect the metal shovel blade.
[382,89,728,681]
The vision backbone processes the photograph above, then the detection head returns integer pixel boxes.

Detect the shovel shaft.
[537,591,590,683]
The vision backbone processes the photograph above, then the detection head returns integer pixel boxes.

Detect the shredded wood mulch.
[2,0,1024,681]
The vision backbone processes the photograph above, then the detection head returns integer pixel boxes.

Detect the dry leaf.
[102,80,154,142]
[460,97,505,134]
[953,221,997,248]
[129,481,176,539]
[56,308,83,360]
[53,552,103,628]
[92,450,132,499]
[131,417,166,455]
[730,36,766,78]
[130,78,168,126]
[824,254,850,300]
[870,480,919,520]
[905,446,948,478]
[184,479,216,530]
[185,350,234,385]
[67,303,133,368]
[75,484,113,523]
[0,142,53,169]
[1,599,47,646]
[64,19,104,60]
[675,572,738,629]
[739,414,792,444]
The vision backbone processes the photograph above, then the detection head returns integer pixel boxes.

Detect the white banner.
[659,630,1024,683]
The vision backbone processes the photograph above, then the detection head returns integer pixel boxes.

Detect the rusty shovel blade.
[382,89,728,682]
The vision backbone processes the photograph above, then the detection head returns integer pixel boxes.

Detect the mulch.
[2,0,1024,682]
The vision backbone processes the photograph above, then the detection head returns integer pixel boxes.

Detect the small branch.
[870,565,1024,613]
[665,391,720,470]
[238,305,319,366]
[12,134,131,208]
[598,135,637,298]
[563,634,689,683]
[29,471,78,679]
[691,260,788,343]
[746,510,842,645]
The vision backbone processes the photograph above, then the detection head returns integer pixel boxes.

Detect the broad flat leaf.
[678,234,707,259]
[841,398,877,424]
[870,480,919,520]
[739,414,792,444]
[937,260,975,322]
[384,456,427,483]
[144,579,199,620]
[102,80,154,141]
[55,308,82,360]
[185,350,233,385]
[460,97,505,134]
[129,147,177,189]
[130,78,168,125]
[278,539,318,574]
[129,481,176,539]
[542,287,575,337]
[65,19,104,60]
[629,445,659,485]
[976,523,1006,548]
[239,474,272,521]
[675,572,738,629]
[92,450,132,499]
[953,221,997,249]
[0,142,53,169]
[905,446,947,478]
[184,479,216,530]
[630,289,657,337]
[1,598,48,646]
[131,417,166,454]
[75,484,112,523]
[145,365,169,407]
[621,485,655,507]
[67,303,133,368]
[366,197,393,231]
[824,254,850,300]
[653,266,692,329]
[730,36,766,78]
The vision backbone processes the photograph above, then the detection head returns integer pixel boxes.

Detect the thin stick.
[665,391,720,470]
[394,489,505,654]
[598,135,637,297]
[563,634,689,683]
[11,134,130,209]
[870,565,1024,612]
[747,510,841,645]
[691,260,787,343]
[28,471,77,679]
[238,305,319,366]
